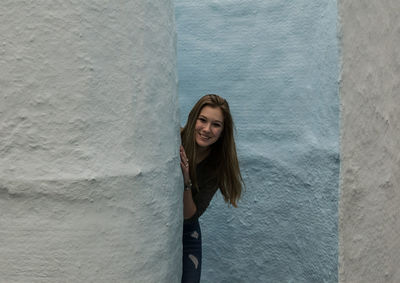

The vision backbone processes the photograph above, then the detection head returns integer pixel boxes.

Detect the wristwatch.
[184,181,192,191]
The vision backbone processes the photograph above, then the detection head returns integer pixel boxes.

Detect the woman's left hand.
[180,145,191,185]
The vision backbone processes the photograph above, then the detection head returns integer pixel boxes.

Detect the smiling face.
[195,105,224,148]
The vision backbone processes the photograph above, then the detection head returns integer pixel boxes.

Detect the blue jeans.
[181,219,202,283]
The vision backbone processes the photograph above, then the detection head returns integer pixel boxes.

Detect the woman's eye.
[199,118,206,122]
[213,123,221,127]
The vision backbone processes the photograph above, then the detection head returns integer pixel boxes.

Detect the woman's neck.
[196,146,211,164]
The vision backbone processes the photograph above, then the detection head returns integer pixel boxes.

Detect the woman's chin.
[195,138,211,148]
[196,142,209,148]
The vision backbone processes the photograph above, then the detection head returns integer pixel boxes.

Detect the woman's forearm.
[183,189,197,219]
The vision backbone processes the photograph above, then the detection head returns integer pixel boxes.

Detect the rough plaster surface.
[339,1,400,282]
[176,1,339,282]
[0,1,181,282]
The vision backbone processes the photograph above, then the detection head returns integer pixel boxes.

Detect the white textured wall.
[339,1,400,282]
[0,1,181,282]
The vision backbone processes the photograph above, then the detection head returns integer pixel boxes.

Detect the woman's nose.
[203,123,211,132]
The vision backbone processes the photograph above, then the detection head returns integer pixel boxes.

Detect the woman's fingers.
[180,162,190,181]
[180,145,190,183]
[180,161,189,170]
[182,153,189,163]
[180,145,189,165]
[180,152,187,165]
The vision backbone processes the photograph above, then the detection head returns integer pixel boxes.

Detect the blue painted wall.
[176,1,339,282]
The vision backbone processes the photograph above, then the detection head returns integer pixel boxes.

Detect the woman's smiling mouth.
[199,133,211,140]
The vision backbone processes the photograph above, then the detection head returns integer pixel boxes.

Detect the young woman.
[180,94,243,283]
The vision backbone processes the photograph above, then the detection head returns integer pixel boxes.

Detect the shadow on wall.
[201,147,339,282]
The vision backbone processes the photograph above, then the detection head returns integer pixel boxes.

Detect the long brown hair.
[181,94,243,207]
